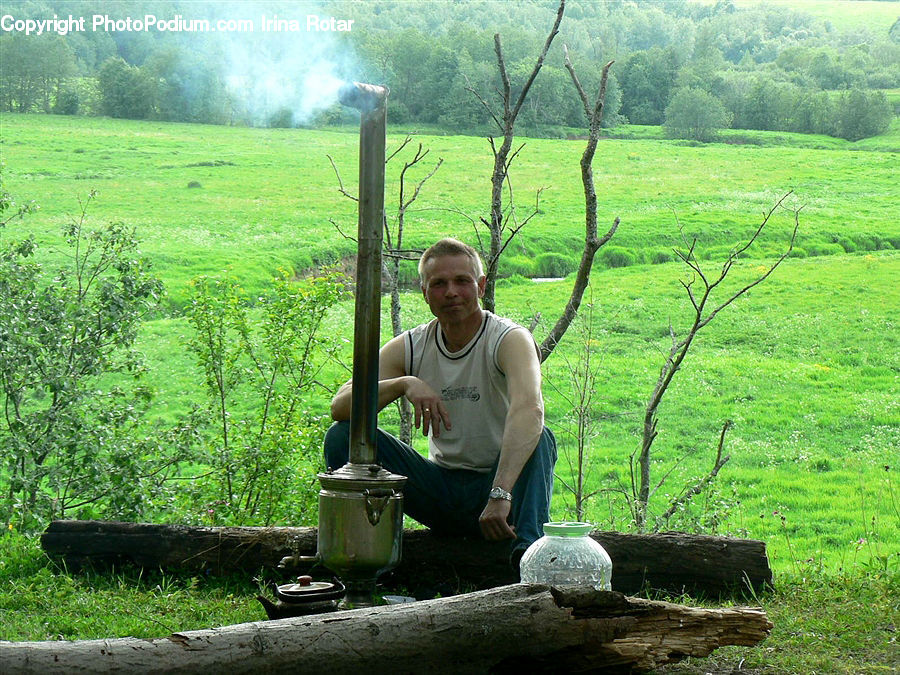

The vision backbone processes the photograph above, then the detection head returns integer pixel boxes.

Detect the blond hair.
[418,238,484,284]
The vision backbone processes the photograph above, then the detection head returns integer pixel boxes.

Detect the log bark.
[41,520,772,597]
[0,583,772,674]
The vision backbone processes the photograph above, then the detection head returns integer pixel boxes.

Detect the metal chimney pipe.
[339,82,388,466]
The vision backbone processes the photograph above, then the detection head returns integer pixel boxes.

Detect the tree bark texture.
[41,520,772,597]
[0,583,772,674]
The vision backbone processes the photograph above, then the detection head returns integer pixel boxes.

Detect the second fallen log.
[41,520,773,596]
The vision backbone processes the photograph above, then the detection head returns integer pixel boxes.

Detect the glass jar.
[519,521,612,590]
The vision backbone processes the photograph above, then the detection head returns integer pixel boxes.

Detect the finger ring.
[423,408,430,413]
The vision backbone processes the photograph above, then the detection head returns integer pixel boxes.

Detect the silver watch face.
[489,487,511,500]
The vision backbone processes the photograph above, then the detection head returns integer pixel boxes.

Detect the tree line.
[2,0,897,140]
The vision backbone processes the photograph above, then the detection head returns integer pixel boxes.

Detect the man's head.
[418,238,484,285]
[418,238,486,325]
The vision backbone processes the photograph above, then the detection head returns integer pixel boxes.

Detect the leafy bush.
[534,252,576,277]
[834,89,893,141]
[496,273,532,288]
[599,246,636,269]
[502,255,536,278]
[664,87,733,142]
[845,232,889,252]
[836,237,857,253]
[267,108,293,128]
[53,89,79,115]
[650,248,675,264]
[806,242,844,257]
[185,268,348,525]
[0,191,175,530]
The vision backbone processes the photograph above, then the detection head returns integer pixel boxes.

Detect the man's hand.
[404,377,451,438]
[479,498,516,541]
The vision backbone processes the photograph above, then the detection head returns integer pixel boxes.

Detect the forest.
[1,0,898,140]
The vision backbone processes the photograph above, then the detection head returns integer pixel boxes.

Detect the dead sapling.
[464,0,565,313]
[631,193,801,530]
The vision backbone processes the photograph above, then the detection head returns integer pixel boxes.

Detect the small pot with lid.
[257,575,346,619]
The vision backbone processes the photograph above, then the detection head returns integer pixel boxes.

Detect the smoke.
[197,1,358,126]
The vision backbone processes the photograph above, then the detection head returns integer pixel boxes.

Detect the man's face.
[421,254,486,323]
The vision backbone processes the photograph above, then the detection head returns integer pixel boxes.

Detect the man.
[325,238,556,565]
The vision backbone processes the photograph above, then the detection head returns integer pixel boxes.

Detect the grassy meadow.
[2,113,897,306]
[1,111,898,667]
[742,0,900,33]
[2,111,897,562]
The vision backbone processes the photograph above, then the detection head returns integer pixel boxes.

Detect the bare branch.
[327,154,358,202]
[383,250,423,262]
[634,194,799,529]
[474,0,565,314]
[731,191,793,259]
[563,44,592,119]
[328,218,355,242]
[464,74,503,131]
[660,421,733,523]
[649,455,686,500]
[505,142,527,172]
[539,56,618,361]
[696,204,800,332]
[493,34,512,119]
[509,0,566,121]
[386,135,415,164]
[516,186,547,230]
[401,157,444,216]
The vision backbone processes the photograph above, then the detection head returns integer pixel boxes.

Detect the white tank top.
[404,311,529,472]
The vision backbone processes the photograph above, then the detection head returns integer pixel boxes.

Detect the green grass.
[503,252,900,572]
[0,530,263,641]
[2,112,897,566]
[1,113,898,667]
[1,529,897,673]
[726,0,900,34]
[2,113,897,308]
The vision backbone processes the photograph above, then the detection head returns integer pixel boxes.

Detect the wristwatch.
[488,486,512,501]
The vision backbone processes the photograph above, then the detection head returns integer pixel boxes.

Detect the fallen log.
[41,520,773,596]
[0,583,772,674]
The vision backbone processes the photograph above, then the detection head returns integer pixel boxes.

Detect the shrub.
[502,255,536,278]
[836,237,857,253]
[846,233,880,252]
[0,191,172,530]
[534,252,576,277]
[833,89,892,141]
[496,274,532,288]
[600,246,636,269]
[268,108,294,128]
[185,268,348,526]
[650,249,674,264]
[806,242,844,257]
[53,89,80,115]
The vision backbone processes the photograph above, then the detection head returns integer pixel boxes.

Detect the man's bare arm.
[330,334,452,437]
[478,328,544,541]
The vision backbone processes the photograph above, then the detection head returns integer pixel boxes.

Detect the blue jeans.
[323,421,557,553]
